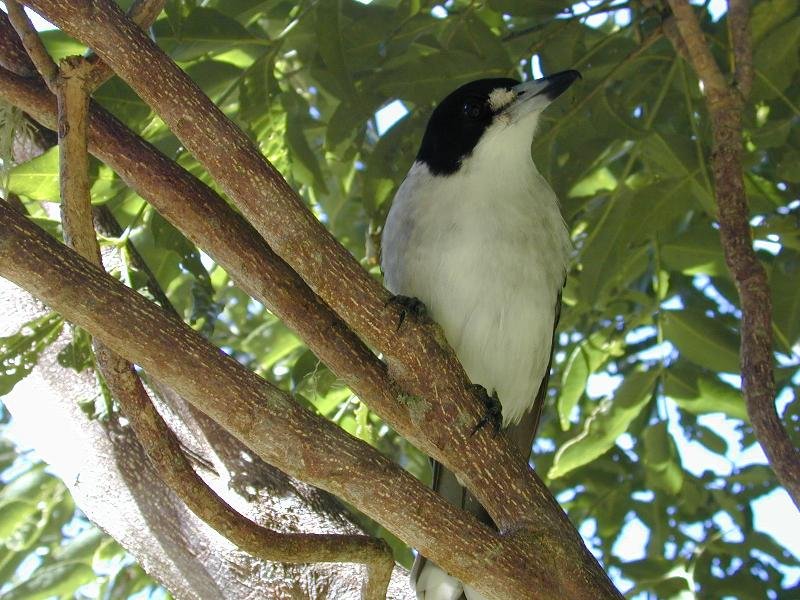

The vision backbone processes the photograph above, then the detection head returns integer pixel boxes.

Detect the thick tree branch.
[84,0,166,91]
[96,348,394,599]
[1,6,620,597]
[665,0,800,508]
[52,53,393,599]
[15,0,561,538]
[0,10,35,75]
[0,203,562,600]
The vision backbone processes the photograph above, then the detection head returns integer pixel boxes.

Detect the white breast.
[382,137,570,426]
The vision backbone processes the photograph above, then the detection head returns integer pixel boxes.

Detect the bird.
[380,70,580,600]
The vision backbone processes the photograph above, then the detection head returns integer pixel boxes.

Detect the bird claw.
[469,384,502,435]
[386,295,427,330]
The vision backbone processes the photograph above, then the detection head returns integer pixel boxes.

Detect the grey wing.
[505,291,562,461]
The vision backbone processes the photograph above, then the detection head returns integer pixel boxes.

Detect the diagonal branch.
[15,0,550,535]
[84,0,166,91]
[6,0,58,88]
[1,6,620,597]
[0,9,35,75]
[665,0,800,509]
[667,0,728,102]
[0,202,542,600]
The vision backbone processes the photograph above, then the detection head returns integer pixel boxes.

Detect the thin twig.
[5,0,58,90]
[667,0,728,102]
[727,0,753,97]
[93,205,178,316]
[665,0,800,509]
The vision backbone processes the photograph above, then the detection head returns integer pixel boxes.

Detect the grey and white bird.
[381,70,580,600]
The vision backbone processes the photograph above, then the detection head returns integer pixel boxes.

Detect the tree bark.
[665,0,800,509]
[0,278,413,600]
[0,2,623,597]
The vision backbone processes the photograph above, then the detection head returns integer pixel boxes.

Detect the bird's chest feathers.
[391,163,568,288]
[382,161,569,425]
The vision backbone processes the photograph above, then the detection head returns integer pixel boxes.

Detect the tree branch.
[51,51,394,599]
[84,0,166,91]
[727,0,753,98]
[0,9,35,75]
[15,0,567,540]
[667,0,728,102]
[0,203,558,600]
[665,0,800,509]
[6,0,58,89]
[96,347,395,599]
[1,5,621,596]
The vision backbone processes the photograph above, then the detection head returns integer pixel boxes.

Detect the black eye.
[463,101,483,119]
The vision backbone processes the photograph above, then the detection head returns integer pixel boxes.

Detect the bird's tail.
[410,387,547,600]
[410,459,492,600]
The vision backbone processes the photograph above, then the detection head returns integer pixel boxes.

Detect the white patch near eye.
[488,88,516,111]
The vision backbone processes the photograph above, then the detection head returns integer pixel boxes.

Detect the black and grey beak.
[512,69,581,105]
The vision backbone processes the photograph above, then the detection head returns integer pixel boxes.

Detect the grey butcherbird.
[381,70,580,600]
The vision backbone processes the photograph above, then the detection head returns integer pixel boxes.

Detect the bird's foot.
[386,294,427,330]
[469,384,503,435]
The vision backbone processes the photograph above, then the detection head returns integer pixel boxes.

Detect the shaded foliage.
[1,0,799,597]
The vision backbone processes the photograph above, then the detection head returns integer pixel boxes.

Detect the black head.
[416,78,519,176]
[415,71,580,176]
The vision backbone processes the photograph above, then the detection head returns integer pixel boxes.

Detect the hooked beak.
[506,70,581,117]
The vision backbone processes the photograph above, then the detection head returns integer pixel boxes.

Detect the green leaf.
[549,368,658,478]
[6,148,124,203]
[661,224,729,277]
[557,336,617,429]
[376,50,510,105]
[94,78,151,127]
[488,0,570,18]
[52,528,105,562]
[752,17,800,98]
[0,500,38,540]
[639,133,715,214]
[662,310,741,374]
[6,148,60,201]
[2,561,95,600]
[577,192,634,304]
[0,313,63,396]
[643,422,684,495]
[694,424,729,455]
[56,326,94,373]
[315,0,354,98]
[326,95,384,152]
[184,60,245,103]
[154,7,266,61]
[664,362,747,420]
[772,267,800,350]
[39,30,86,60]
[751,0,799,44]
[285,119,329,193]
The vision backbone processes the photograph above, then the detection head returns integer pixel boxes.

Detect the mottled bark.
[0,278,412,600]
[14,0,563,539]
[1,203,565,600]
